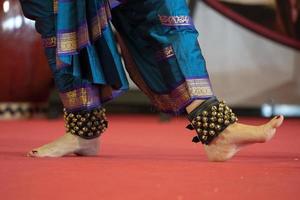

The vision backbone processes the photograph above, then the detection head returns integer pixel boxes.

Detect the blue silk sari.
[20,0,213,114]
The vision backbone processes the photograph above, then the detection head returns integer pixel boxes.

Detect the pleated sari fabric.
[20,0,214,114]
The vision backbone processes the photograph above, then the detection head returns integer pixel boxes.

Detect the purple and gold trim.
[158,15,193,27]
[156,45,175,61]
[42,36,57,48]
[59,86,101,111]
[57,32,77,55]
[53,0,58,14]
[152,78,213,113]
[56,24,90,54]
[186,79,213,98]
[57,3,111,55]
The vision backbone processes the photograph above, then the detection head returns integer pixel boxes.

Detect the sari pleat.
[20,0,214,114]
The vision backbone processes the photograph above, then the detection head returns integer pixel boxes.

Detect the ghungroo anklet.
[186,97,238,145]
[63,107,108,139]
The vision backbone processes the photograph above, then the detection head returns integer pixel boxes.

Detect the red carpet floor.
[0,115,299,200]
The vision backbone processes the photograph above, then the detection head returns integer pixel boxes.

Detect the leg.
[20,0,128,157]
[111,0,284,161]
[111,0,213,114]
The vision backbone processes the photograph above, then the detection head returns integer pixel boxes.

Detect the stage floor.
[0,115,299,200]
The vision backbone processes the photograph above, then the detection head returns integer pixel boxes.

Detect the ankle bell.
[64,107,108,139]
[187,97,238,145]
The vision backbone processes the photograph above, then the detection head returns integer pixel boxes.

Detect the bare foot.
[27,133,100,158]
[204,115,284,162]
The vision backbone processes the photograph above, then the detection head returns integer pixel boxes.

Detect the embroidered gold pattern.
[42,37,57,48]
[153,80,213,111]
[60,87,101,110]
[186,79,213,97]
[156,46,175,60]
[57,2,111,54]
[159,15,192,26]
[53,0,58,14]
[57,32,77,54]
[57,24,90,54]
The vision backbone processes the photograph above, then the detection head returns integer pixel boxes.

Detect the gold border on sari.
[57,2,112,54]
[53,0,58,14]
[158,15,193,26]
[57,32,77,54]
[156,46,175,60]
[42,36,57,48]
[60,86,101,111]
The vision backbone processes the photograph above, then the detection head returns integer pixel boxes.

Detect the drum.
[0,0,53,118]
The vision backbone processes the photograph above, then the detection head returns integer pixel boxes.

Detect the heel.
[75,147,99,156]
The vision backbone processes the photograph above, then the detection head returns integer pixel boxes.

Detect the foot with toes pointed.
[204,115,284,162]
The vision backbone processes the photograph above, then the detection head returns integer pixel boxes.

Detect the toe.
[260,115,284,142]
[269,115,284,128]
[27,150,39,157]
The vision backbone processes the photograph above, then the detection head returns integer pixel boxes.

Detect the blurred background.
[0,0,299,120]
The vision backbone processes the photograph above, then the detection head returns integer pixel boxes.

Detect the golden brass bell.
[217,118,224,124]
[210,117,217,122]
[215,124,222,131]
[209,123,215,129]
[78,131,84,135]
[217,112,223,118]
[211,106,217,111]
[224,120,230,125]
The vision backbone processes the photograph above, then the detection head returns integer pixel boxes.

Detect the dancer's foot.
[27,133,100,158]
[204,115,284,162]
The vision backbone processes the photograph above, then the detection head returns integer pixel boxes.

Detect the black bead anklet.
[63,107,108,139]
[187,97,237,145]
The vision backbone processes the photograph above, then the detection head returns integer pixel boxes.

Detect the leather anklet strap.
[64,107,108,139]
[186,97,238,145]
